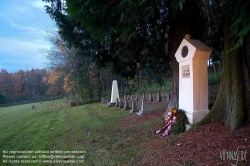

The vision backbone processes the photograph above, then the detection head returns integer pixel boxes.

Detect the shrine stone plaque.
[182,65,190,78]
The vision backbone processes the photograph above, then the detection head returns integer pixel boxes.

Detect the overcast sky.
[0,0,55,72]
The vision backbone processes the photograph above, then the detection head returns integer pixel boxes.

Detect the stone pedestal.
[175,34,212,124]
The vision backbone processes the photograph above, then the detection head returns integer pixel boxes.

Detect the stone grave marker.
[127,95,130,100]
[130,99,139,113]
[149,93,153,101]
[123,99,130,110]
[142,93,145,100]
[135,94,138,101]
[107,80,120,107]
[119,98,123,108]
[157,93,162,102]
[130,95,133,101]
[115,98,119,107]
[106,99,111,106]
[137,97,149,115]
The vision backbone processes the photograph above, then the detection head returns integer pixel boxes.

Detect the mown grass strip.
[0,99,166,165]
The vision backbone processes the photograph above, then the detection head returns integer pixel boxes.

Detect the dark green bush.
[170,109,189,135]
[68,97,101,107]
[70,101,76,107]
[208,71,221,85]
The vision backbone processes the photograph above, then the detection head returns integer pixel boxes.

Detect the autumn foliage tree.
[0,69,49,104]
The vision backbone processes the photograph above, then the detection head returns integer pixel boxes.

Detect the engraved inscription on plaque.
[182,65,190,78]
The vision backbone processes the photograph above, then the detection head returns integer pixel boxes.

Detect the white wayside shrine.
[107,80,120,107]
[175,34,212,124]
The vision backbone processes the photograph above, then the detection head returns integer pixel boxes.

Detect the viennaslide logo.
[219,147,247,165]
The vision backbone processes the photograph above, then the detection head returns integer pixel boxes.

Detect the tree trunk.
[165,25,192,116]
[164,1,205,116]
[198,18,247,130]
[244,35,250,121]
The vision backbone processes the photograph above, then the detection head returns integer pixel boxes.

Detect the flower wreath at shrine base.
[155,108,189,137]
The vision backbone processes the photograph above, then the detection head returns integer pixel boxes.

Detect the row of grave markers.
[101,96,149,115]
[101,80,170,115]
[102,92,171,105]
[122,93,165,102]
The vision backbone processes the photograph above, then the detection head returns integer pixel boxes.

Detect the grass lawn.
[1,99,249,166]
[0,99,166,165]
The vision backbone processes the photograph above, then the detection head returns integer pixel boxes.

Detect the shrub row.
[0,96,63,108]
[66,97,101,107]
